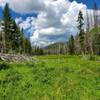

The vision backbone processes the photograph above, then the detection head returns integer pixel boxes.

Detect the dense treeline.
[0,4,32,54]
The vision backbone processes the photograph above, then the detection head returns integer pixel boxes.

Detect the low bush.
[88,55,97,60]
[0,62,10,70]
[82,55,97,61]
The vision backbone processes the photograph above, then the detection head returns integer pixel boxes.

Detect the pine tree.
[2,3,32,54]
[68,35,75,55]
[11,20,22,53]
[23,38,32,54]
[19,28,25,54]
[2,3,12,53]
[77,11,85,54]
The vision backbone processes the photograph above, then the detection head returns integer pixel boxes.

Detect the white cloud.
[15,17,22,24]
[0,0,88,47]
[0,0,7,7]
[40,27,62,35]
[30,0,86,46]
[9,0,44,13]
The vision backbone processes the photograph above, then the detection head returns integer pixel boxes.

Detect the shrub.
[62,67,70,73]
[82,55,97,61]
[88,55,96,61]
[25,61,35,67]
[0,62,10,70]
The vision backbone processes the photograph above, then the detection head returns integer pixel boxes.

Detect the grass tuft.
[0,62,10,71]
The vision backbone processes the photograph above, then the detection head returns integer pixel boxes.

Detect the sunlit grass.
[0,55,100,100]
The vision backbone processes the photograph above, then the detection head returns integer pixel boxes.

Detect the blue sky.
[0,0,99,18]
[75,0,100,9]
[0,0,100,47]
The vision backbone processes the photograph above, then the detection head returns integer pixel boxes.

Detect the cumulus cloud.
[30,0,86,46]
[0,0,87,47]
[0,0,7,7]
[9,0,44,13]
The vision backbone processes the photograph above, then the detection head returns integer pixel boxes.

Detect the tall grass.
[0,55,100,100]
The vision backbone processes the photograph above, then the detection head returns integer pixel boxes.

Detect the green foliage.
[94,33,100,55]
[0,62,10,70]
[1,3,32,54]
[23,38,32,54]
[89,27,100,34]
[32,46,44,55]
[0,55,100,100]
[68,35,75,54]
[88,55,97,60]
[77,11,85,54]
[82,55,97,61]
[2,3,12,53]
[87,27,100,55]
[77,11,84,31]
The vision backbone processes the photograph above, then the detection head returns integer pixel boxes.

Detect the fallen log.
[0,53,33,62]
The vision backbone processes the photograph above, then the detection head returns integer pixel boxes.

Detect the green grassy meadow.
[0,55,100,100]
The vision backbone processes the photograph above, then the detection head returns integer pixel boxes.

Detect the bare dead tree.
[93,2,98,28]
[86,10,90,32]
